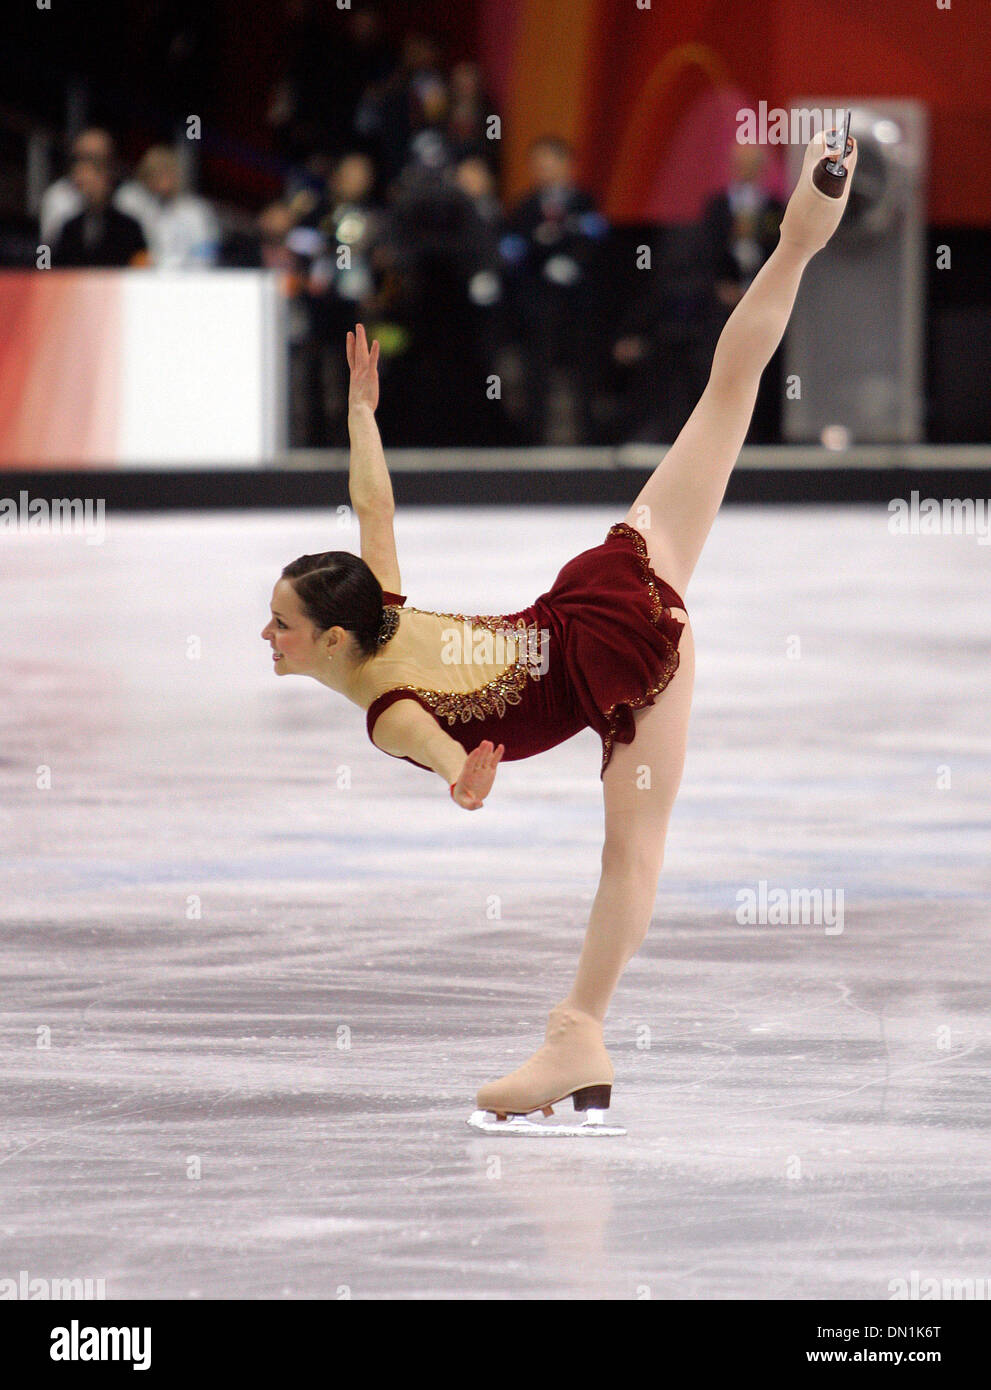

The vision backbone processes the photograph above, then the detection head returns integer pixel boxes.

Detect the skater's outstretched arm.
[371,698,504,809]
[347,324,401,594]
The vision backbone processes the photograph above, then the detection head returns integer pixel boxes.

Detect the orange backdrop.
[480,0,991,226]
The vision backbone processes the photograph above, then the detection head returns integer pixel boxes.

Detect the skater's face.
[262,579,334,677]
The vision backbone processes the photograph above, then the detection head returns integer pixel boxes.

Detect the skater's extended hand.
[347,323,380,412]
[452,740,504,810]
[779,128,858,257]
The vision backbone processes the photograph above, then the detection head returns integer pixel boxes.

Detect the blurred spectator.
[254,201,326,447]
[611,224,718,442]
[454,156,503,230]
[702,143,783,308]
[266,0,337,164]
[388,161,505,319]
[116,146,220,268]
[283,152,337,227]
[287,151,379,238]
[313,154,383,299]
[356,33,450,182]
[50,140,147,268]
[249,173,389,446]
[256,202,297,272]
[39,128,118,246]
[325,5,397,156]
[502,136,608,443]
[446,63,498,169]
[268,2,396,164]
[369,160,516,446]
[452,155,511,372]
[700,142,785,441]
[307,152,388,436]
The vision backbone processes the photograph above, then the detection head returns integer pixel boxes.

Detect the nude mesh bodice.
[364,604,545,724]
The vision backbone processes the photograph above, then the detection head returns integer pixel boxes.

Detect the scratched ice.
[1,504,989,1298]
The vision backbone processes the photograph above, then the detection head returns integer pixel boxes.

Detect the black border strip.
[2,466,990,509]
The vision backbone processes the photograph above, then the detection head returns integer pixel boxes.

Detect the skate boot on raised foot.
[778,120,858,257]
[467,1002,626,1137]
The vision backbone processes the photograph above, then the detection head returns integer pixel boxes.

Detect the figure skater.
[261,131,858,1133]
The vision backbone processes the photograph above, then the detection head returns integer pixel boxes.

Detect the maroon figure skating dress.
[365,521,687,780]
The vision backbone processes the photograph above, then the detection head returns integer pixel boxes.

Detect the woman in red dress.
[261,132,858,1131]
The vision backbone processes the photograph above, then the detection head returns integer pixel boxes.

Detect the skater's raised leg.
[624,130,858,597]
[473,130,858,1132]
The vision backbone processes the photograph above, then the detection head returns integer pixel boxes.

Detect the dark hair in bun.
[281,551,396,659]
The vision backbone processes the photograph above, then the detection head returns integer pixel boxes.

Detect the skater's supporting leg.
[562,620,696,1022]
[471,628,695,1119]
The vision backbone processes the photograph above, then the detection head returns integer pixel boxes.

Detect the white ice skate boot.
[467,1003,626,1137]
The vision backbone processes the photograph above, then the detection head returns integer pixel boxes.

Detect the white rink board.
[117,270,284,465]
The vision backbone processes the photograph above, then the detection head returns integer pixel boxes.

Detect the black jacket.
[52,205,147,268]
[505,185,604,281]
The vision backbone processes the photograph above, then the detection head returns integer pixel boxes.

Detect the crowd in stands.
[34,5,785,447]
[41,128,219,269]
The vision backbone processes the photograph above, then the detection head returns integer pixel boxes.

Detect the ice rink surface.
[2,501,989,1300]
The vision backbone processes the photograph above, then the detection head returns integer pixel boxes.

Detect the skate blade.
[466,1108,626,1138]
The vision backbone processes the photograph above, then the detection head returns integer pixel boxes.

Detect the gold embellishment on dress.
[380,608,542,725]
[405,606,535,634]
[606,522,679,622]
[387,660,533,725]
[599,645,680,777]
[377,605,401,645]
[600,523,684,776]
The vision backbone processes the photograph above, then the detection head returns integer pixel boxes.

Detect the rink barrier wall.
[3,445,991,510]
